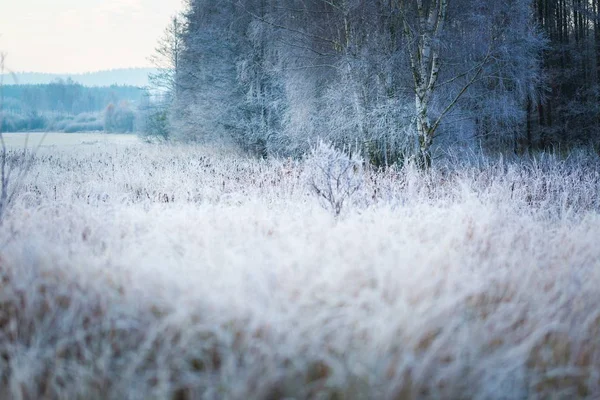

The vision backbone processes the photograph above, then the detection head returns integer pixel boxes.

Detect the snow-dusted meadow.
[1,135,599,399]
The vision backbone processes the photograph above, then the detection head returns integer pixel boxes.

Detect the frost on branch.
[305,141,363,217]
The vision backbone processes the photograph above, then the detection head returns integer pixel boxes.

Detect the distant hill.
[1,68,158,87]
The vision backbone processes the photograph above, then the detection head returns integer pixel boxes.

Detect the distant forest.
[150,0,600,166]
[2,79,146,133]
[1,68,158,87]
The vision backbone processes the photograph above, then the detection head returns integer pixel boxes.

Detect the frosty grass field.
[1,132,600,399]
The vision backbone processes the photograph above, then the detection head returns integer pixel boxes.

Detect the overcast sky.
[0,0,184,73]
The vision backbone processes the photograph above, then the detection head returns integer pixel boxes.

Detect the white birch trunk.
[402,0,447,168]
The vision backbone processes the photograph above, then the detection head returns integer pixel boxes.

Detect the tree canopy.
[161,0,599,165]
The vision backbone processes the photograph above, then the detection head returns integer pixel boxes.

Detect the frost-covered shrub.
[1,113,32,132]
[304,141,364,216]
[138,107,169,139]
[105,102,135,133]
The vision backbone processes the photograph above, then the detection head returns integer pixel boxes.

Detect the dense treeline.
[2,79,144,133]
[157,0,599,165]
[532,0,600,149]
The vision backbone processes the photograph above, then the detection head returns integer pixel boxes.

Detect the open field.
[0,137,599,399]
[1,132,140,149]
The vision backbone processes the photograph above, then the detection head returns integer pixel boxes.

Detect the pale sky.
[0,0,184,73]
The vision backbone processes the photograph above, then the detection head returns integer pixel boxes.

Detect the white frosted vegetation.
[1,142,599,399]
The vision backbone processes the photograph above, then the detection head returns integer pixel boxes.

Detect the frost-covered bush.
[305,141,364,217]
[105,102,135,133]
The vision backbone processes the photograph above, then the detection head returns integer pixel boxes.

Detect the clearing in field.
[0,132,140,149]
